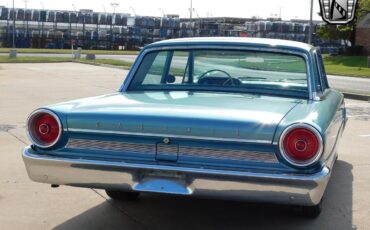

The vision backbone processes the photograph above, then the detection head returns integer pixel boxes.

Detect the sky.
[2,0,323,21]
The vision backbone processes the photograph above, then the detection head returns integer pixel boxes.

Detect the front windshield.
[128,49,308,97]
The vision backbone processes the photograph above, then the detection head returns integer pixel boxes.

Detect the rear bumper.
[22,146,335,206]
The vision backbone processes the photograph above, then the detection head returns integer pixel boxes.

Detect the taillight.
[279,124,323,167]
[27,109,62,148]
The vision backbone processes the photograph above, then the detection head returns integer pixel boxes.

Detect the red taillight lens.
[28,110,61,148]
[280,125,323,166]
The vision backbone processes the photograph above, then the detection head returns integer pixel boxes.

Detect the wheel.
[296,199,323,218]
[105,189,140,201]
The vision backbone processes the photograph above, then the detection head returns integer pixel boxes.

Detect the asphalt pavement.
[0,63,370,229]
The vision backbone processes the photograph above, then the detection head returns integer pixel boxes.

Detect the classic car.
[23,37,346,217]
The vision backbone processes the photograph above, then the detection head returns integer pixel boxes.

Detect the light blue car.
[23,37,346,218]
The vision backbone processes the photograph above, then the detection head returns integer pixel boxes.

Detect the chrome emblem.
[163,138,170,144]
[319,0,358,24]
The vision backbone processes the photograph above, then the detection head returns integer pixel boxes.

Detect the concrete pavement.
[0,63,370,229]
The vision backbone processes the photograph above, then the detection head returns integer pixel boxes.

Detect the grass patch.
[0,56,72,63]
[324,56,370,78]
[0,48,139,55]
[0,56,134,68]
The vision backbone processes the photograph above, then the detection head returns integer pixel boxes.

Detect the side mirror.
[166,74,176,83]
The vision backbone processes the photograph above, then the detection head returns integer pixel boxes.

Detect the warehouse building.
[0,6,327,50]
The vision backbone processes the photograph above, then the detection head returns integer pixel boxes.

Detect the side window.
[316,51,329,90]
[167,51,190,84]
[142,51,168,85]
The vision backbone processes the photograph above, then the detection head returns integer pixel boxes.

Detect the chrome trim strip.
[179,146,277,163]
[313,49,326,93]
[278,123,324,167]
[27,109,62,148]
[66,138,278,163]
[67,128,272,144]
[67,139,155,154]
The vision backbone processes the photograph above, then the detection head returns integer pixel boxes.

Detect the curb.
[343,92,370,101]
[74,61,130,70]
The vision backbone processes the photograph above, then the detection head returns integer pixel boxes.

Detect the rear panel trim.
[66,138,278,163]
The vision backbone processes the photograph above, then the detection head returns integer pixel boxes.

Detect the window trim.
[315,50,330,90]
[123,46,313,100]
[160,51,173,84]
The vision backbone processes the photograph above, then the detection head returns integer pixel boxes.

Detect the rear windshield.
[128,49,308,97]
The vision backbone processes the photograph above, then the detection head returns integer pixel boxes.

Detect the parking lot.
[0,63,369,230]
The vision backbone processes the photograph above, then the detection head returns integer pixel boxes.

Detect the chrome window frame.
[120,45,317,101]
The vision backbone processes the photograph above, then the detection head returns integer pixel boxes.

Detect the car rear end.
[22,38,345,218]
[23,93,334,208]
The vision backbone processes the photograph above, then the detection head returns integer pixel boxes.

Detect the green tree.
[317,0,370,46]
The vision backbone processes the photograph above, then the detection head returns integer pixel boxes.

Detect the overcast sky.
[3,0,323,20]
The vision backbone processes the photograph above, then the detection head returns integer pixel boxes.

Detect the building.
[356,12,370,55]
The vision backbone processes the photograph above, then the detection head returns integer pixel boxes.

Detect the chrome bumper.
[22,147,335,206]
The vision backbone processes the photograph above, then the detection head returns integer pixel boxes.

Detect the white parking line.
[360,135,370,137]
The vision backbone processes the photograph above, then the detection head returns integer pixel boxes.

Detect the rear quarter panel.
[273,89,345,169]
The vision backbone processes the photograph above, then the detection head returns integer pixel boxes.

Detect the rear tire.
[105,190,140,201]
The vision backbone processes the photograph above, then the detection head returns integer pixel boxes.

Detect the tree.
[317,0,370,46]
[317,24,353,46]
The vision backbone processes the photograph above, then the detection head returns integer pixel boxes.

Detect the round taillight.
[27,109,62,148]
[279,124,323,167]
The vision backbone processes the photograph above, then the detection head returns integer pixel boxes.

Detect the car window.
[129,49,309,98]
[168,51,190,84]
[192,50,307,85]
[141,51,168,85]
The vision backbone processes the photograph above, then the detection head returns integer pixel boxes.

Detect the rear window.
[129,49,308,97]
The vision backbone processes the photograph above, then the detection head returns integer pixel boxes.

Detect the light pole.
[110,3,119,50]
[71,4,77,53]
[39,1,45,48]
[12,0,15,49]
[308,0,314,45]
[72,4,77,31]
[159,8,165,17]
[130,7,137,16]
[111,3,119,14]
[279,7,282,19]
[195,10,202,32]
[23,0,29,32]
[9,0,17,58]
[189,0,194,21]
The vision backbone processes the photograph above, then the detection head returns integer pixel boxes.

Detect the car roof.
[145,37,313,52]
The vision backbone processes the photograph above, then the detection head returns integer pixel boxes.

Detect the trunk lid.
[62,92,301,144]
